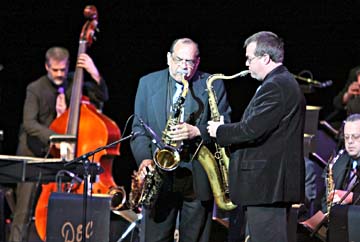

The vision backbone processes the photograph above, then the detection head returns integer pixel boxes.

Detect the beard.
[50,76,65,86]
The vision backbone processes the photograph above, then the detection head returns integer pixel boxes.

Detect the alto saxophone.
[196,70,249,211]
[129,73,189,209]
[326,149,343,216]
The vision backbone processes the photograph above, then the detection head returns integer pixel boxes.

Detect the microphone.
[293,74,333,88]
[136,116,164,149]
[58,86,65,94]
[56,169,83,192]
[319,80,333,88]
[63,170,83,183]
[130,131,142,139]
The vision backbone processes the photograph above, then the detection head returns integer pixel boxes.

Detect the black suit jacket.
[321,151,360,212]
[130,68,231,200]
[216,65,306,206]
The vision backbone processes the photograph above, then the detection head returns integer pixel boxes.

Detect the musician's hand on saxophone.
[138,159,155,179]
[328,189,353,205]
[167,123,201,141]
[207,116,224,138]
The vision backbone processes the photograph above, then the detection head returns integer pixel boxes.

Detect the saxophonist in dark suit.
[208,31,306,242]
[325,114,360,208]
[130,38,231,242]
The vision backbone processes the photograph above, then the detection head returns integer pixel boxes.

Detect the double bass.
[34,6,124,241]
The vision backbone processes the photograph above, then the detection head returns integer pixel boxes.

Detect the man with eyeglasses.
[131,38,231,242]
[208,31,306,242]
[324,113,360,208]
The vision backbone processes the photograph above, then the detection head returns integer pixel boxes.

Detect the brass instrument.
[326,160,335,216]
[129,168,163,210]
[108,186,127,212]
[196,70,249,211]
[326,150,343,216]
[153,73,189,171]
[309,150,344,241]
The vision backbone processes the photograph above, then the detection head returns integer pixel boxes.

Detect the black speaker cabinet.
[46,192,111,242]
[328,204,360,242]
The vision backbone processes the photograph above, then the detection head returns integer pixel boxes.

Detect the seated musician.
[301,113,360,240]
[9,46,108,242]
[324,113,360,209]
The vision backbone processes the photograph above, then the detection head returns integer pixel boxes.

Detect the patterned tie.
[171,82,184,122]
[346,160,358,191]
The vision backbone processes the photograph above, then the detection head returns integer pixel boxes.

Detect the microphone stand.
[64,132,137,242]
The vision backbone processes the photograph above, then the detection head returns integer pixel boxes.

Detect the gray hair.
[45,47,69,66]
[244,31,284,63]
[346,113,360,122]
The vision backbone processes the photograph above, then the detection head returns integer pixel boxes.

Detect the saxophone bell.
[154,145,181,171]
[108,186,127,212]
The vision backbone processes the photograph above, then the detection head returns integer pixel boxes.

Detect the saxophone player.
[324,113,360,209]
[208,31,306,242]
[130,38,231,242]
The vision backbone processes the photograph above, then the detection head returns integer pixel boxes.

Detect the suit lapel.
[151,70,168,131]
[333,155,351,189]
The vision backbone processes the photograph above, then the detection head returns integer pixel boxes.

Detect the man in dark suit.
[130,38,231,242]
[10,46,108,242]
[208,31,306,242]
[325,114,360,208]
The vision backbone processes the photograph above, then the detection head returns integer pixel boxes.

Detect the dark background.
[1,0,359,190]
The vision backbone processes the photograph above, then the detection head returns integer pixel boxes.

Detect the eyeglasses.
[344,133,360,142]
[171,53,198,67]
[246,55,261,65]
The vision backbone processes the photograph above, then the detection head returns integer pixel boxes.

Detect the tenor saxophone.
[196,70,249,211]
[153,73,189,171]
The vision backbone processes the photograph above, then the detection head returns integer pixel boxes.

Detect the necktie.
[171,82,184,122]
[346,160,358,191]
[172,82,183,104]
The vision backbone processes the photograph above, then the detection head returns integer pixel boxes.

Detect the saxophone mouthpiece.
[239,70,250,77]
[177,69,189,75]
